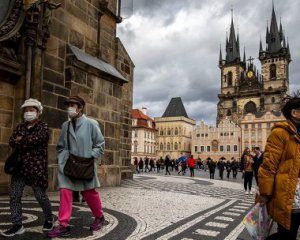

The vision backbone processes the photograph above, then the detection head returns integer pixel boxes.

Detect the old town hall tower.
[217,4,291,125]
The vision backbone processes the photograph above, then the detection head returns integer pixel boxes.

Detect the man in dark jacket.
[253,147,263,185]
[165,155,171,175]
[207,157,216,179]
[218,158,225,180]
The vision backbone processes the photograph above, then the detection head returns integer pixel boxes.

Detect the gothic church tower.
[217,4,290,125]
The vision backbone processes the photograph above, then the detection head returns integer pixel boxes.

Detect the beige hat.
[21,98,43,114]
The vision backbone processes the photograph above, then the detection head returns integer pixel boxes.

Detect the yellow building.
[155,97,196,159]
[240,111,285,151]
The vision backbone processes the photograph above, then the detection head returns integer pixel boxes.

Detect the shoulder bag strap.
[67,121,71,151]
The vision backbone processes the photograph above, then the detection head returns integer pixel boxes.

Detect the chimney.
[141,107,147,115]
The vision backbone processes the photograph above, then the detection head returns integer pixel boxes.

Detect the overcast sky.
[117,0,300,125]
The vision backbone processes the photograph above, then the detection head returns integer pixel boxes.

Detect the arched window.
[160,129,163,136]
[167,129,171,135]
[244,101,257,114]
[270,64,276,79]
[228,71,233,86]
[174,142,178,150]
[160,143,163,150]
[170,128,174,135]
[175,127,178,135]
[226,109,232,116]
[167,143,170,150]
[271,97,275,103]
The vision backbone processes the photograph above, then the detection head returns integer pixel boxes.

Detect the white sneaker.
[249,190,253,194]
[245,190,248,194]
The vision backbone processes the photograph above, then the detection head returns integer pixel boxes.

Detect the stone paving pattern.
[0,169,299,239]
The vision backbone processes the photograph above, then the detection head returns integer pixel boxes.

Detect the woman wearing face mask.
[48,96,105,238]
[1,99,53,237]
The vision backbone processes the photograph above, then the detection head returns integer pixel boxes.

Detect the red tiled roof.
[131,109,156,130]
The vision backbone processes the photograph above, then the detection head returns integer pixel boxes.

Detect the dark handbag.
[4,149,21,175]
[63,122,94,181]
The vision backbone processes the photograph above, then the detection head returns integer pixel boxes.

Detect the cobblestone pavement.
[1,171,297,239]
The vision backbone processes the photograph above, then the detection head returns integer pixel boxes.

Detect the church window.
[244,101,257,114]
[270,64,276,79]
[227,109,232,116]
[228,72,233,86]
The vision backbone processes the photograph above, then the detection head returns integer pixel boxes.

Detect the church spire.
[243,47,246,63]
[259,37,263,52]
[219,44,223,66]
[267,2,282,53]
[225,8,240,63]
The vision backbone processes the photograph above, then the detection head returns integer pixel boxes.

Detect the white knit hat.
[21,98,43,114]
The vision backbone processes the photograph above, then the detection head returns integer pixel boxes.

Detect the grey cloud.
[118,0,300,125]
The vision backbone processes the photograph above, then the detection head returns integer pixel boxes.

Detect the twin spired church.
[217,4,291,125]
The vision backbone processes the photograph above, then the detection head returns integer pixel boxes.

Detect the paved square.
[1,170,295,239]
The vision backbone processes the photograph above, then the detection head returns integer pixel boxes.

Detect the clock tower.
[217,3,290,125]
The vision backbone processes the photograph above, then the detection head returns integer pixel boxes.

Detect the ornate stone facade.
[192,119,241,161]
[155,97,196,159]
[0,0,134,195]
[217,5,291,125]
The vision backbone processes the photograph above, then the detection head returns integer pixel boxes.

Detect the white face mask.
[24,112,37,122]
[67,107,78,118]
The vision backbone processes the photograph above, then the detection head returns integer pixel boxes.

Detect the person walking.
[242,148,254,194]
[165,155,171,175]
[48,96,105,238]
[217,158,225,180]
[149,158,154,172]
[134,157,139,174]
[231,157,238,179]
[207,158,216,179]
[144,157,150,172]
[226,160,232,179]
[187,155,195,177]
[156,159,161,173]
[258,96,300,240]
[253,147,263,185]
[1,99,53,237]
[138,158,144,172]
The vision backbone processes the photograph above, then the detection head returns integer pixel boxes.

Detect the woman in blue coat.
[48,96,105,238]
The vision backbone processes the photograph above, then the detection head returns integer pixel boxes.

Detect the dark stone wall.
[0,0,134,194]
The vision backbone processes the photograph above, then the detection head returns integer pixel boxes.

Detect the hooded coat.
[258,121,300,230]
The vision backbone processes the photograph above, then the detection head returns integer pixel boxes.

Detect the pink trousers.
[58,188,103,227]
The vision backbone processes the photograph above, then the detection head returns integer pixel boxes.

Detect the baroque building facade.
[192,119,241,161]
[240,111,285,151]
[131,108,157,163]
[155,97,196,159]
[0,0,134,194]
[217,4,291,125]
